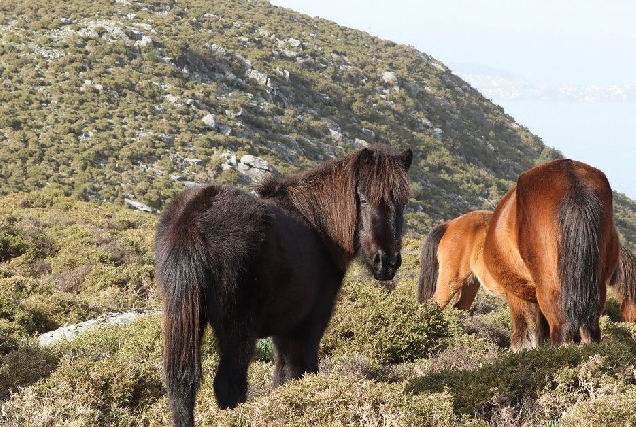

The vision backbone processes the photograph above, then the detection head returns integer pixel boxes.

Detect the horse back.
[439,210,492,283]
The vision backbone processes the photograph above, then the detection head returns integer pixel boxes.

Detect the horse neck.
[285,160,358,271]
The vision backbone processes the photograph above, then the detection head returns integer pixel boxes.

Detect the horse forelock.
[355,147,410,208]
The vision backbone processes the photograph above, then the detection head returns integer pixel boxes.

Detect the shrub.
[321,280,450,363]
[0,343,60,400]
[197,373,485,427]
[408,319,636,424]
[557,384,636,427]
[1,315,165,426]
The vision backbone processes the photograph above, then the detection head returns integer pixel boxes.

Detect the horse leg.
[506,293,543,351]
[453,275,480,310]
[535,285,586,345]
[272,333,320,387]
[434,273,473,309]
[621,299,636,322]
[537,310,550,346]
[211,319,257,409]
[271,296,337,387]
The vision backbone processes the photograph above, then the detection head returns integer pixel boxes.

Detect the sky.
[269,0,636,199]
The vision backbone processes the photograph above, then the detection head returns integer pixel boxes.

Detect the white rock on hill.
[38,310,160,346]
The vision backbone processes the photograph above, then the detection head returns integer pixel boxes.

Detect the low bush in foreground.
[3,291,636,426]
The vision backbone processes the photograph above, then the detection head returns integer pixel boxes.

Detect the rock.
[381,71,399,88]
[202,113,217,128]
[164,94,179,104]
[220,150,238,170]
[218,124,232,136]
[246,69,268,86]
[38,310,160,346]
[124,198,152,212]
[275,67,290,81]
[239,154,270,171]
[354,138,368,148]
[238,154,273,183]
[134,35,153,47]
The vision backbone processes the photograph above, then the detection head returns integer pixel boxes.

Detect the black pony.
[155,145,412,426]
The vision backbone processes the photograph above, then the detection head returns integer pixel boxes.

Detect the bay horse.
[419,159,619,351]
[419,211,636,323]
[418,210,492,310]
[610,245,636,322]
[155,145,412,425]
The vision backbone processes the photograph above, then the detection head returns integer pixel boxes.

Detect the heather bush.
[196,373,486,427]
[407,317,636,425]
[321,279,450,363]
[557,385,636,427]
[1,315,165,426]
[0,343,59,400]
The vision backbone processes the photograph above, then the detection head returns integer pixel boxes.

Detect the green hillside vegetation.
[2,0,636,425]
[0,0,634,246]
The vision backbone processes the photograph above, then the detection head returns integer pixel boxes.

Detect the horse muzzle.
[371,250,402,281]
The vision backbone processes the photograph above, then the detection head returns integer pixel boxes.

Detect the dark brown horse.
[420,159,619,351]
[155,145,412,425]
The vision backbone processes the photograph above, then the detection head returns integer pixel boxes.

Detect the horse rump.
[155,184,270,425]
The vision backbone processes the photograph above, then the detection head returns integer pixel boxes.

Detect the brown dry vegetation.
[1,191,636,426]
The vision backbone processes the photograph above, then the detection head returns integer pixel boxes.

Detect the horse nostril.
[373,251,383,268]
[393,252,402,269]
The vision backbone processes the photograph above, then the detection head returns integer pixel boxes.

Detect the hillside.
[2,0,635,246]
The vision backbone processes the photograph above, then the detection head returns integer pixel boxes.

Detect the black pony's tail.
[418,223,447,302]
[156,225,210,427]
[558,182,604,342]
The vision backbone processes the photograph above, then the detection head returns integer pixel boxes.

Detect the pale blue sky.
[269,0,636,84]
[269,0,636,199]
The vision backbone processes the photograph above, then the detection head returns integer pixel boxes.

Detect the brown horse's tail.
[156,231,209,427]
[418,223,447,302]
[557,182,604,341]
[610,245,636,322]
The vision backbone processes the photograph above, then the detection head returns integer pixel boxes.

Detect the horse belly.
[483,194,537,302]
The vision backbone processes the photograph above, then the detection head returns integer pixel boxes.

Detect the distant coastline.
[452,66,636,201]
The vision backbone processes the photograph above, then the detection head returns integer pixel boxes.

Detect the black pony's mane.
[255,145,410,263]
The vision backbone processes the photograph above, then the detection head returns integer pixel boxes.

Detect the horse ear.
[399,148,413,170]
